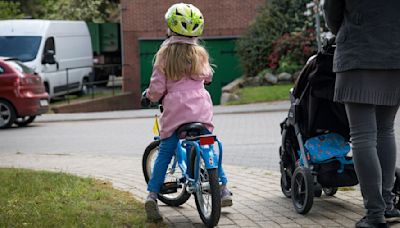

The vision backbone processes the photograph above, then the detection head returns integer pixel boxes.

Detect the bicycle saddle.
[176,122,207,138]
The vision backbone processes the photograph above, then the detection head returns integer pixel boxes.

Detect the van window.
[0,36,41,62]
[44,37,55,54]
[0,66,4,74]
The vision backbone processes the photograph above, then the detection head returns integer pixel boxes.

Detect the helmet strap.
[162,35,198,46]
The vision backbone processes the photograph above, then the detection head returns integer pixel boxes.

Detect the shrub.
[0,1,25,19]
[236,0,315,77]
[268,29,317,73]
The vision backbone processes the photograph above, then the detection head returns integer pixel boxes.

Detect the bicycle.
[142,105,223,227]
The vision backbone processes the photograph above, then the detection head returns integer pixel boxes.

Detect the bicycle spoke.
[147,146,186,201]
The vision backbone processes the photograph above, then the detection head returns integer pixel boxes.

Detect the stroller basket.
[314,160,358,188]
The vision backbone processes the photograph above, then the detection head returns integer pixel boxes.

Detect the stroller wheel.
[314,183,322,197]
[322,187,338,196]
[279,145,294,198]
[280,172,292,198]
[314,189,322,197]
[291,167,314,214]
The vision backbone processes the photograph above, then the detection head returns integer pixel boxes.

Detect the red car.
[0,58,49,129]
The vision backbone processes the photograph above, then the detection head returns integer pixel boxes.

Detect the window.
[0,36,42,62]
[44,37,55,54]
[0,66,4,74]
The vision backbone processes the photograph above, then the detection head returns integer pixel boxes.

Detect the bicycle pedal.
[160,182,178,194]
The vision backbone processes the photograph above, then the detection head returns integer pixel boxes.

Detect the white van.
[0,20,93,98]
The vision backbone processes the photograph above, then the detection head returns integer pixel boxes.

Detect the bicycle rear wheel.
[190,148,221,227]
[142,140,191,206]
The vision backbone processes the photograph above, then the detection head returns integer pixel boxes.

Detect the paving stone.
[280,223,302,228]
[234,219,259,227]
[0,153,370,228]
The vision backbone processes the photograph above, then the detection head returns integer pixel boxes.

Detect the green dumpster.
[87,22,120,55]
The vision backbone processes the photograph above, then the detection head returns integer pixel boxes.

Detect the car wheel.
[15,116,36,127]
[0,100,16,129]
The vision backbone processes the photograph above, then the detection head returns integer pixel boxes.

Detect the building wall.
[120,0,265,108]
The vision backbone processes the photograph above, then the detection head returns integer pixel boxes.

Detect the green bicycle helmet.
[165,3,204,37]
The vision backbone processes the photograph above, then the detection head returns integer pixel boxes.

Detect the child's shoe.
[220,185,233,207]
[145,192,163,222]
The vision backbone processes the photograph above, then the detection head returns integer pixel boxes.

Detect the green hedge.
[236,0,315,77]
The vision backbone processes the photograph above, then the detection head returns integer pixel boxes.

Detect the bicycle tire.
[190,148,221,227]
[142,140,191,206]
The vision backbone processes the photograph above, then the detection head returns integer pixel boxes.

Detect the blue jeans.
[147,132,228,193]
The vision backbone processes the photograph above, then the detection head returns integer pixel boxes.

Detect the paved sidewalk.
[37,101,291,123]
[4,101,400,227]
[2,153,395,228]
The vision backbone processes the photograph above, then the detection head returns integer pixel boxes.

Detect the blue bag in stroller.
[300,133,353,173]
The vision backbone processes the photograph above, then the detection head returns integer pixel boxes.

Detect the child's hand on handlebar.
[141,90,163,108]
[141,90,152,107]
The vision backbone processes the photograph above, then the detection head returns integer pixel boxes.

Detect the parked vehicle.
[0,58,49,129]
[0,19,93,98]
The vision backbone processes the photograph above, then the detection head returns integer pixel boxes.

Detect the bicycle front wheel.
[190,149,221,227]
[142,140,191,206]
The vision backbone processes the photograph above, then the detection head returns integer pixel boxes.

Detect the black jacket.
[323,0,400,72]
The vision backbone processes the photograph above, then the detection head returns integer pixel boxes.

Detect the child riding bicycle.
[141,3,232,222]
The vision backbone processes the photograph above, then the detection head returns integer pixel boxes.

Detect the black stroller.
[279,38,400,214]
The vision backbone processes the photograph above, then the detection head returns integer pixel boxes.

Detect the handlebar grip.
[141,90,151,107]
[141,96,151,107]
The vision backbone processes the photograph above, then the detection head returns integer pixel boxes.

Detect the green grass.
[226,84,293,105]
[0,168,148,227]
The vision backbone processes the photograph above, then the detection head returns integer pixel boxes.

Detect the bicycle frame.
[157,135,223,194]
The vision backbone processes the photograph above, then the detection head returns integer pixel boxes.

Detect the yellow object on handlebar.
[152,115,160,136]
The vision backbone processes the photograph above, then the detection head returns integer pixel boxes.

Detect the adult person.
[323,1,400,228]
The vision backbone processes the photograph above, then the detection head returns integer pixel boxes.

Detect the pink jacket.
[146,67,214,139]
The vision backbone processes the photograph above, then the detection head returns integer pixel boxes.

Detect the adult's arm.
[323,0,345,35]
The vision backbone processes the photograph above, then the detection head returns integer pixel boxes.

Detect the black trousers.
[345,103,400,223]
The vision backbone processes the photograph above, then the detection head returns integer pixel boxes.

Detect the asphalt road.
[1,110,399,171]
[0,111,286,171]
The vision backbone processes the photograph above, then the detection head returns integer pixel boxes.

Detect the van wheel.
[0,100,16,129]
[77,78,89,96]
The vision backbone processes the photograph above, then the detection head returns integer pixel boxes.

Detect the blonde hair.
[153,43,212,81]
